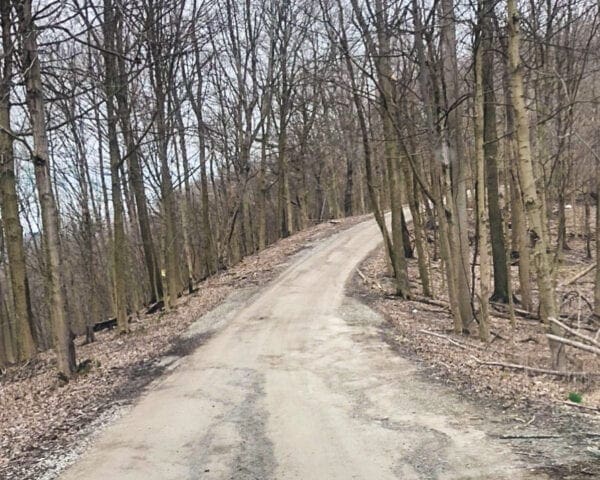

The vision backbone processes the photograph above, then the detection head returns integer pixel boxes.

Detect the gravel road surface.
[59,218,543,480]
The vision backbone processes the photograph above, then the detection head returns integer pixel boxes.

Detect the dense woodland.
[0,0,599,376]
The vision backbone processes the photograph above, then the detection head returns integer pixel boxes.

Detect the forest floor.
[353,231,600,478]
[0,215,368,480]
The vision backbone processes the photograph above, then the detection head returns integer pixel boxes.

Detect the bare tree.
[15,0,76,376]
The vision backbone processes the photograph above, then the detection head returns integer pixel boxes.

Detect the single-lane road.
[59,218,543,480]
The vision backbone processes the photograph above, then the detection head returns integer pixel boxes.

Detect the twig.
[490,302,537,320]
[517,336,539,343]
[563,401,600,413]
[412,295,451,310]
[469,356,599,378]
[496,434,562,440]
[560,263,596,287]
[412,297,522,328]
[418,329,468,349]
[412,305,447,314]
[356,268,384,292]
[491,330,508,342]
[356,268,368,283]
[546,334,600,356]
[561,290,594,313]
[525,415,536,426]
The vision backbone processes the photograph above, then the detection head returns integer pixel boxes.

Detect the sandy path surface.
[58,218,543,480]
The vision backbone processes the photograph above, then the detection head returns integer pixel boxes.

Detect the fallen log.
[93,317,117,332]
[146,300,164,315]
[495,434,562,440]
[490,302,538,320]
[548,317,600,349]
[560,263,597,287]
[546,334,600,356]
[412,295,450,310]
[418,329,468,350]
[469,356,599,378]
[563,401,600,413]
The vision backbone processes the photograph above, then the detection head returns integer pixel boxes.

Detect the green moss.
[568,392,582,404]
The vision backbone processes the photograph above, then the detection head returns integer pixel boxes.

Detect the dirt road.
[59,218,543,480]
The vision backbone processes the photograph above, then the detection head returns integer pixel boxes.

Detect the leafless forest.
[1,0,599,414]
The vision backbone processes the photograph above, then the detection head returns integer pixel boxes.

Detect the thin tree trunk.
[67,99,97,343]
[278,120,293,238]
[482,0,509,303]
[441,0,472,330]
[172,89,195,293]
[258,119,269,250]
[403,153,431,297]
[198,120,216,275]
[475,15,490,342]
[595,160,600,316]
[335,4,394,272]
[344,153,354,216]
[412,0,463,331]
[147,0,181,309]
[507,0,565,370]
[103,0,128,333]
[115,34,163,304]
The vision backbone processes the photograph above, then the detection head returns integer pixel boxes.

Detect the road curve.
[59,218,539,480]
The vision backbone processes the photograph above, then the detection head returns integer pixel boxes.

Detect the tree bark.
[172,88,196,294]
[441,0,472,330]
[115,28,163,304]
[482,0,509,303]
[335,3,395,275]
[507,0,566,370]
[16,0,76,376]
[402,154,431,297]
[412,0,463,331]
[475,13,490,341]
[595,160,600,316]
[147,0,181,309]
[103,0,128,333]
[0,0,36,361]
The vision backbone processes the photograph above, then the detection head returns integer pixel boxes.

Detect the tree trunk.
[595,161,600,316]
[103,0,128,334]
[278,123,293,238]
[507,0,566,370]
[412,0,462,330]
[344,153,354,217]
[475,15,490,342]
[0,0,36,361]
[501,41,533,312]
[147,1,181,309]
[199,120,216,275]
[67,98,97,344]
[115,35,163,304]
[258,120,269,250]
[441,0,472,330]
[336,4,395,276]
[172,89,195,294]
[375,0,409,298]
[482,0,509,303]
[403,156,432,297]
[17,0,76,376]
